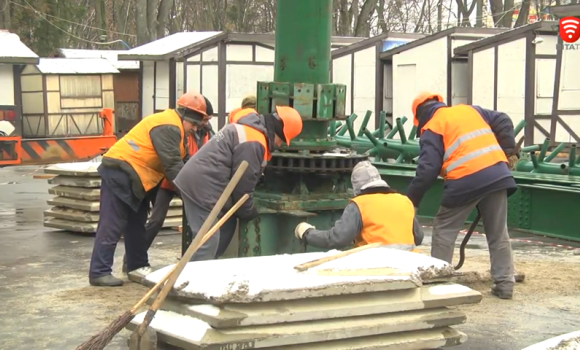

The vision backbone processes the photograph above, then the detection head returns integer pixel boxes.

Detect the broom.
[75,161,250,350]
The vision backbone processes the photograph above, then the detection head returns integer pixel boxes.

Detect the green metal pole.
[274,0,332,85]
[273,0,333,145]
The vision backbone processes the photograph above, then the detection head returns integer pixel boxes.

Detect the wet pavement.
[0,164,579,350]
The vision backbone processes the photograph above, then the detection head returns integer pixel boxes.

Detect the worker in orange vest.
[407,92,518,299]
[174,106,303,261]
[120,96,215,274]
[228,95,257,124]
[88,91,210,287]
[294,160,423,251]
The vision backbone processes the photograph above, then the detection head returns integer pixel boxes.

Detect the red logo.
[559,17,580,43]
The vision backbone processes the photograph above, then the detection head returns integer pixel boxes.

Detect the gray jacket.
[174,114,274,220]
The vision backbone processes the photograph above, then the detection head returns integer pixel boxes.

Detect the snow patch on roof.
[58,49,139,70]
[36,58,119,74]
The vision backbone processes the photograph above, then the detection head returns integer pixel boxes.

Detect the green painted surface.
[375,166,580,242]
[273,0,332,85]
[237,0,360,258]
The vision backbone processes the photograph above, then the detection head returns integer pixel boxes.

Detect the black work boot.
[89,275,124,287]
[491,284,513,299]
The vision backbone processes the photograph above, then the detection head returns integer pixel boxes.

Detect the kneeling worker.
[407,92,517,299]
[89,91,209,287]
[294,161,423,250]
[174,106,303,261]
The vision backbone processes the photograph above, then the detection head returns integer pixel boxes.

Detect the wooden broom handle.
[294,243,383,272]
[130,193,249,313]
[136,161,249,335]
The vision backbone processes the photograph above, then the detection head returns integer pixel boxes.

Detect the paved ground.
[0,164,579,350]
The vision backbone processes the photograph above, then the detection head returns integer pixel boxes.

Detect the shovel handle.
[294,242,383,272]
[130,193,250,313]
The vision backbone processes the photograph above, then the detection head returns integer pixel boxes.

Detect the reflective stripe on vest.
[230,108,257,124]
[422,105,507,180]
[104,109,186,192]
[350,193,417,252]
[232,123,271,165]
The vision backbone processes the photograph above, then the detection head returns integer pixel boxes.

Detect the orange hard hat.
[412,92,443,126]
[275,106,303,146]
[177,91,208,117]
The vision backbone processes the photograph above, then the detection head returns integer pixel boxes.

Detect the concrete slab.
[521,330,580,350]
[48,175,102,187]
[44,217,183,233]
[44,207,99,222]
[44,162,100,176]
[158,283,481,327]
[47,196,99,211]
[44,207,182,223]
[267,327,467,349]
[143,249,453,303]
[48,185,100,201]
[127,308,466,349]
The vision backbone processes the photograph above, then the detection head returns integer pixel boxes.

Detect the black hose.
[455,209,481,270]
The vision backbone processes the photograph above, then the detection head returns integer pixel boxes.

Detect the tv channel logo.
[559,17,580,43]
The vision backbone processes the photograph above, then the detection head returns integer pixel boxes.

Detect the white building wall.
[155,60,170,111]
[496,38,526,141]
[471,48,495,108]
[352,46,376,132]
[556,45,580,143]
[141,61,155,117]
[0,64,15,105]
[392,37,448,139]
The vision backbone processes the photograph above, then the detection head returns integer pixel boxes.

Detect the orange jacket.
[160,132,208,191]
[229,107,257,124]
[351,192,417,251]
[421,105,507,180]
[104,110,186,193]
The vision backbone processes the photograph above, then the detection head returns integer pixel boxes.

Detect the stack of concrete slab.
[128,248,483,349]
[42,162,183,234]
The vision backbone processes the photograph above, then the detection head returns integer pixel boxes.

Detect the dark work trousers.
[182,194,238,261]
[144,187,175,252]
[89,181,151,279]
[122,187,175,266]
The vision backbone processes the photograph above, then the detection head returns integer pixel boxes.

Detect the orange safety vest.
[229,108,257,124]
[422,105,507,180]
[160,132,209,191]
[350,193,417,251]
[104,109,186,193]
[231,122,272,163]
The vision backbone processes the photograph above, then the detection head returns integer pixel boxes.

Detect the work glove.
[295,222,315,240]
[507,154,519,170]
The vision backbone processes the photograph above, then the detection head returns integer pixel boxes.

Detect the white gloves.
[295,222,315,239]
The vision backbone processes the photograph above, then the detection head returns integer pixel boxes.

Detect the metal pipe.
[513,120,526,137]
[378,111,386,139]
[570,145,577,167]
[338,114,357,136]
[363,128,381,147]
[538,138,550,162]
[530,152,539,169]
[409,126,417,140]
[544,142,566,163]
[358,110,372,137]
[329,121,338,136]
[521,145,540,153]
[396,118,407,144]
[386,116,407,139]
[345,117,356,141]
